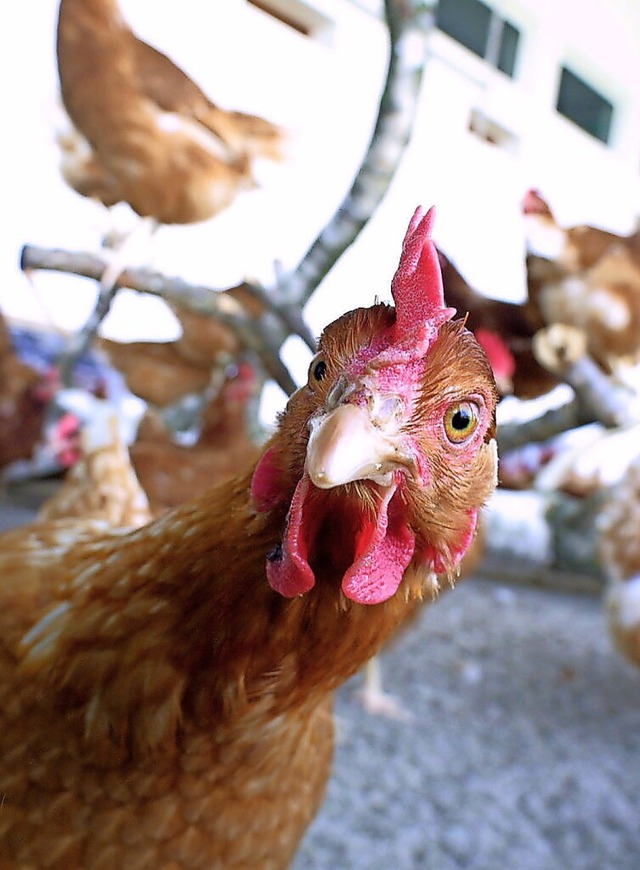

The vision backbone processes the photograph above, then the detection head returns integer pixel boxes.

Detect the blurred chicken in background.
[55,0,288,374]
[56,0,287,232]
[0,312,70,475]
[38,403,152,528]
[599,459,640,669]
[437,248,559,400]
[130,361,261,516]
[522,188,640,377]
[172,284,266,369]
[98,337,218,408]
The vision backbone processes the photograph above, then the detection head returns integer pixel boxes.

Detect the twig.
[20,245,297,395]
[59,217,159,383]
[560,355,640,428]
[58,283,117,384]
[498,399,587,453]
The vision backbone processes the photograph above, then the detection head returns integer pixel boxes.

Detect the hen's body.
[172,285,266,369]
[0,457,471,867]
[599,460,640,668]
[99,337,216,407]
[98,284,263,407]
[38,416,152,527]
[131,363,260,514]
[437,248,557,399]
[57,0,285,223]
[522,189,640,372]
[0,209,498,867]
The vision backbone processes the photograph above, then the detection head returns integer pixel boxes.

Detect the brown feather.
[0,313,55,470]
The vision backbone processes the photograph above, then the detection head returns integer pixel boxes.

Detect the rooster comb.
[390,206,455,344]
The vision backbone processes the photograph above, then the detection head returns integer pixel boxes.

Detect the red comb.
[390,206,455,342]
[475,328,515,379]
[521,189,550,216]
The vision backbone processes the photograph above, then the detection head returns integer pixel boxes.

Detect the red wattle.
[342,485,415,605]
[265,474,316,597]
[266,477,416,606]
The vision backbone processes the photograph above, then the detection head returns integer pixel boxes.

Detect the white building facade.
[3,0,640,403]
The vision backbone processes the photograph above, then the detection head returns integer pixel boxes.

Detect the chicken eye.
[310,358,328,383]
[444,401,480,443]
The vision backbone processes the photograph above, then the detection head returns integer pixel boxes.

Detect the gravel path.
[294,577,640,870]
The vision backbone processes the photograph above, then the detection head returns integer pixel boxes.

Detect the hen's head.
[252,207,498,605]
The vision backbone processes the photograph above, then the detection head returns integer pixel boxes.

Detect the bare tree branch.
[274,0,435,314]
[20,245,297,395]
[498,324,640,452]
[498,400,586,454]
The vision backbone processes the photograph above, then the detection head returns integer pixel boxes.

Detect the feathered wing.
[130,37,287,161]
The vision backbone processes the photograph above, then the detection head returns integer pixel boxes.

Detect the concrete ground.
[1,483,638,870]
[295,575,640,869]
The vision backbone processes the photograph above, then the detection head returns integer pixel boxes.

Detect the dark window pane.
[436,0,492,60]
[497,20,519,77]
[556,67,613,144]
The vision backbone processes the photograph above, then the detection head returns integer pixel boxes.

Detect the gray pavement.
[295,577,640,870]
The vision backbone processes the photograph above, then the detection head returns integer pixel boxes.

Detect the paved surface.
[295,578,640,870]
[1,486,638,870]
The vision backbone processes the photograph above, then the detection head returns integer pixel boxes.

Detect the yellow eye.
[444,401,480,443]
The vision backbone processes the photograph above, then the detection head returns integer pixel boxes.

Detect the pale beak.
[306,402,413,489]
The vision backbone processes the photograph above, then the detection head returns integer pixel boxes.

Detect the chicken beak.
[306,402,412,489]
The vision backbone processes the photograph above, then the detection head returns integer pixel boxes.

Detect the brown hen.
[56,0,286,224]
[173,284,266,368]
[437,247,559,399]
[0,208,498,868]
[599,459,640,668]
[38,409,152,528]
[522,188,640,372]
[0,314,59,472]
[98,337,216,407]
[97,281,263,407]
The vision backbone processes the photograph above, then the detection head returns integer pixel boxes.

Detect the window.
[436,0,520,78]
[468,108,518,153]
[497,21,519,77]
[556,67,613,144]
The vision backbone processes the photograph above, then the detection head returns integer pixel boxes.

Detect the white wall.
[2,0,640,423]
